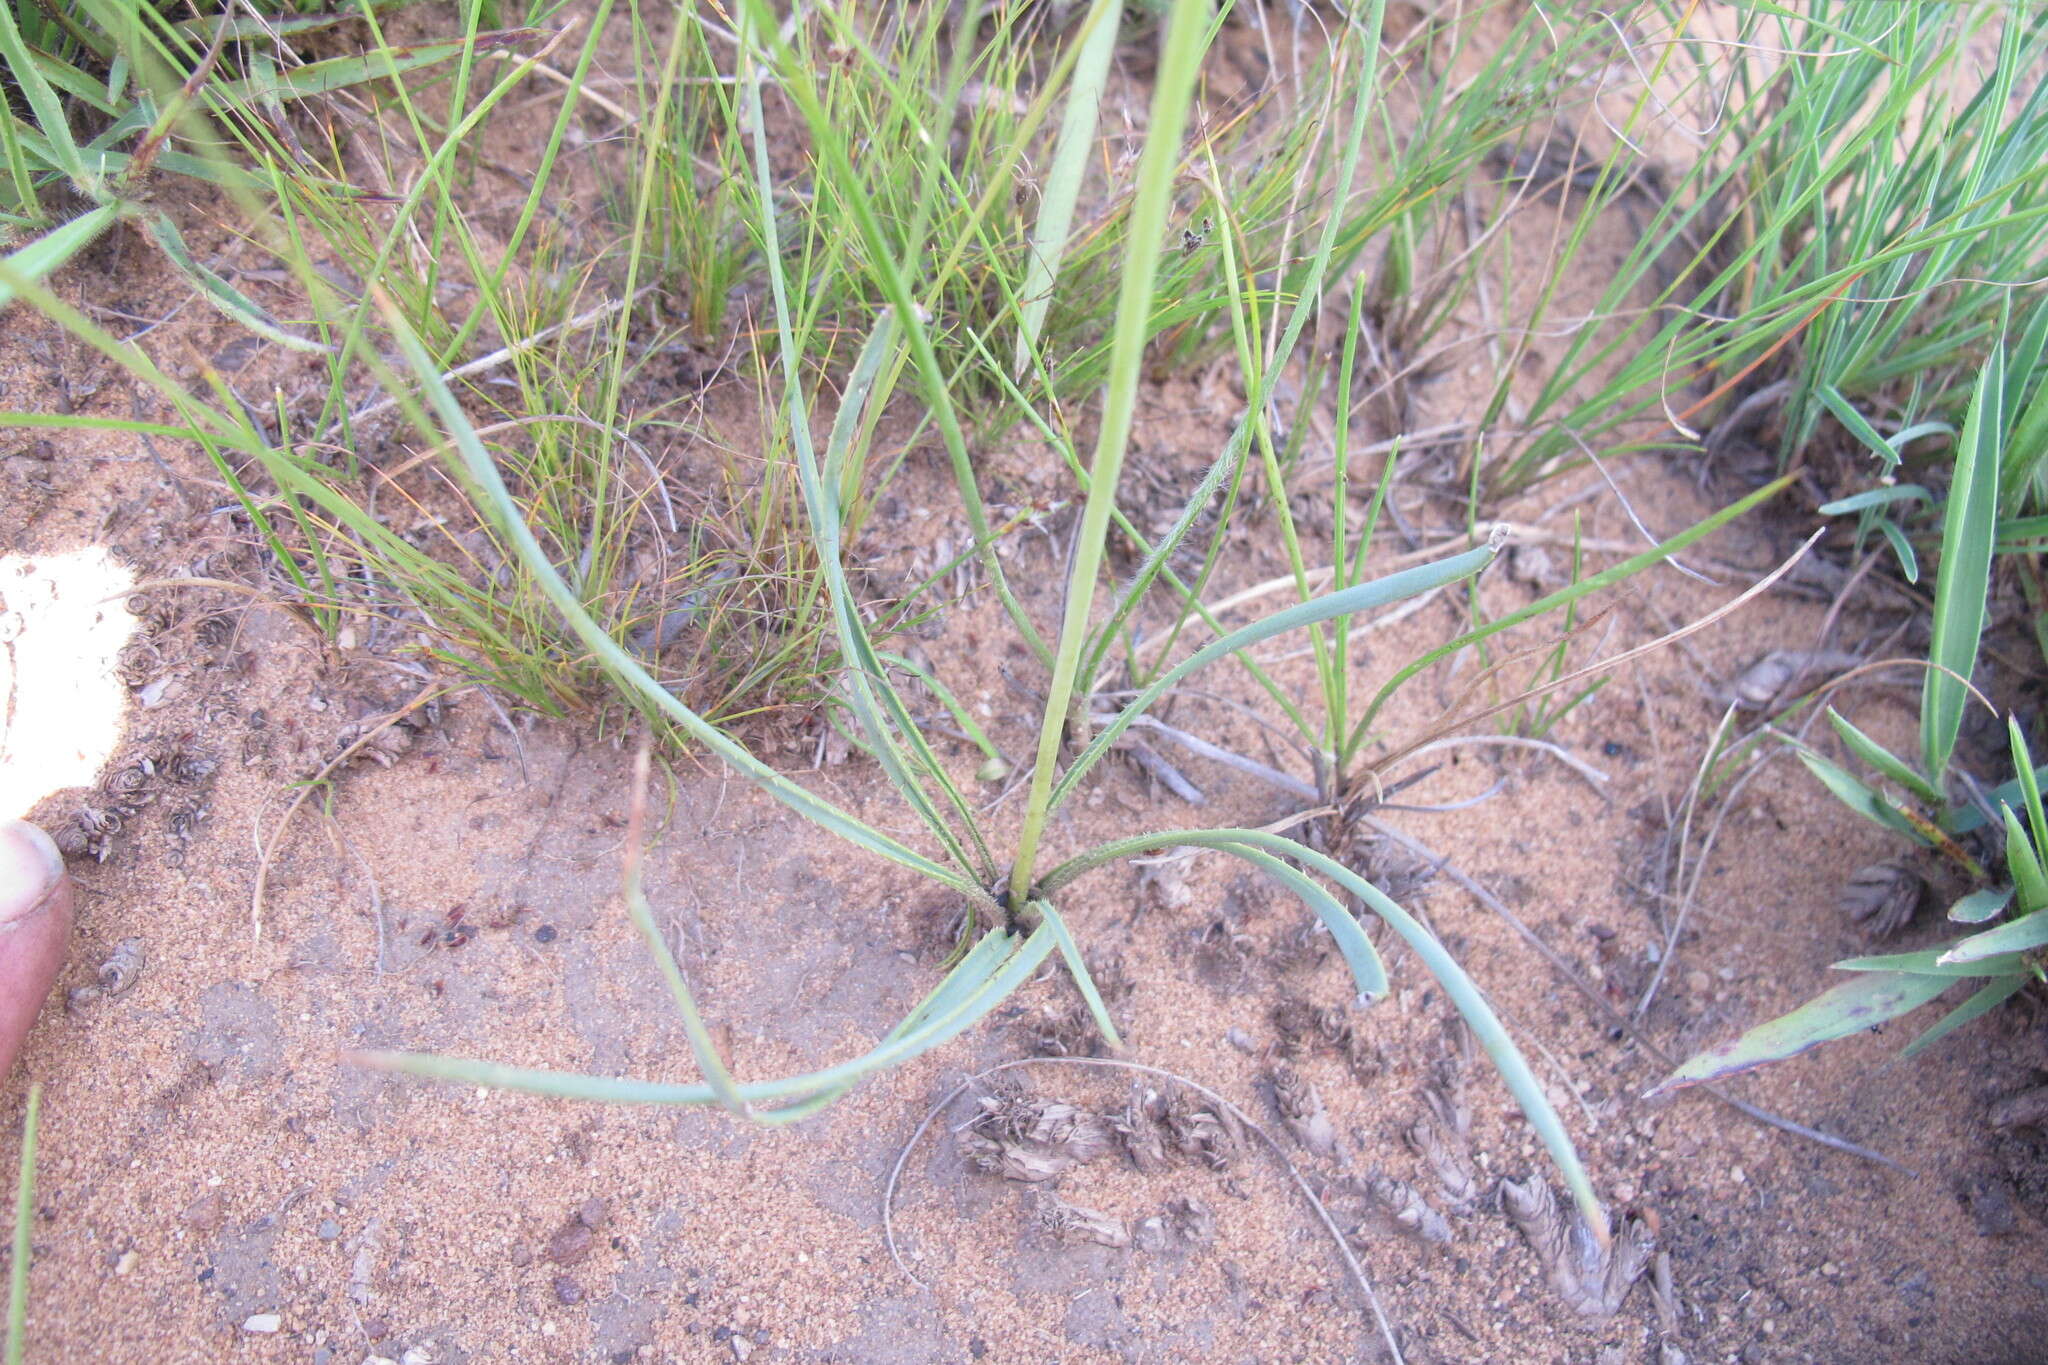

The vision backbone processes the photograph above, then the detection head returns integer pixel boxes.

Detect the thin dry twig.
[884,1056,1405,1365]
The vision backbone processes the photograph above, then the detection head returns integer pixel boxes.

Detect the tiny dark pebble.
[712,1326,734,1343]
[553,1276,584,1306]
[1602,740,1626,757]
[969,1336,988,1358]
[362,1318,390,1340]
[578,1196,610,1229]
[612,1351,635,1364]
[196,1267,213,1283]
[316,1219,341,1241]
[535,924,558,943]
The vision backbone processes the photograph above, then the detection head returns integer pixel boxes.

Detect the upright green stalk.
[6,1084,39,1365]
[1008,0,1213,905]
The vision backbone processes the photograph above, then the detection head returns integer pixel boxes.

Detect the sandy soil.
[5,11,2048,1365]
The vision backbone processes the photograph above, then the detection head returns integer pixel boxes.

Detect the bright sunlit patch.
[0,546,136,821]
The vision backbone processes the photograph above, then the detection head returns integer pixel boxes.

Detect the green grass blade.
[1650,972,1955,1097]
[1949,886,2013,924]
[1998,805,2047,914]
[1031,899,1123,1051]
[1794,749,1925,841]
[1938,905,2048,965]
[0,204,117,309]
[1348,478,1794,754]
[364,924,1055,1110]
[1901,973,2029,1058]
[1220,843,1387,1000]
[1825,708,1940,803]
[6,1083,38,1365]
[2011,719,2048,857]
[1052,544,1497,812]
[369,292,992,908]
[139,208,327,353]
[1011,0,1121,376]
[1921,325,2005,782]
[1009,0,1215,902]
[0,4,84,183]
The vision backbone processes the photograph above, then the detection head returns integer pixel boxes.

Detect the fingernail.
[0,820,65,925]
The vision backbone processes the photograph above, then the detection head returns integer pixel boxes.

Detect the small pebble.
[400,1349,435,1365]
[730,1336,754,1362]
[547,1221,594,1266]
[553,1276,585,1306]
[242,1313,282,1334]
[114,1250,138,1276]
[535,924,558,944]
[182,1192,224,1233]
[1225,1027,1255,1053]
[577,1197,610,1230]
[317,1219,342,1241]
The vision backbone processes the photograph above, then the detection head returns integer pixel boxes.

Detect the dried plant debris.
[1037,1193,1130,1248]
[1113,1085,1173,1174]
[50,738,218,862]
[1499,1176,1656,1316]
[1139,855,1196,913]
[1841,861,1924,938]
[1268,1066,1342,1163]
[1331,1171,1453,1248]
[68,937,145,1009]
[961,1080,1114,1182]
[1162,1087,1242,1170]
[1989,1084,2048,1131]
[1269,916,1334,975]
[1271,997,1383,1083]
[1406,1101,1478,1209]
[1165,1195,1215,1245]
[1022,1002,1106,1058]
[1192,915,1256,987]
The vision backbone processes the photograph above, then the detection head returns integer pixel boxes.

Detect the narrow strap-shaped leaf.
[1031,899,1123,1051]
[1941,906,2048,966]
[363,924,1054,1109]
[1009,0,1217,902]
[2011,719,2048,859]
[0,204,117,311]
[2001,804,2048,914]
[1648,971,1954,1097]
[140,209,329,353]
[1922,320,2003,781]
[1901,973,2029,1058]
[1052,544,1496,811]
[1218,843,1387,1000]
[1011,0,1121,376]
[0,2,84,182]
[1825,708,1940,803]
[1949,885,2013,923]
[1835,946,2026,977]
[1794,749,1925,841]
